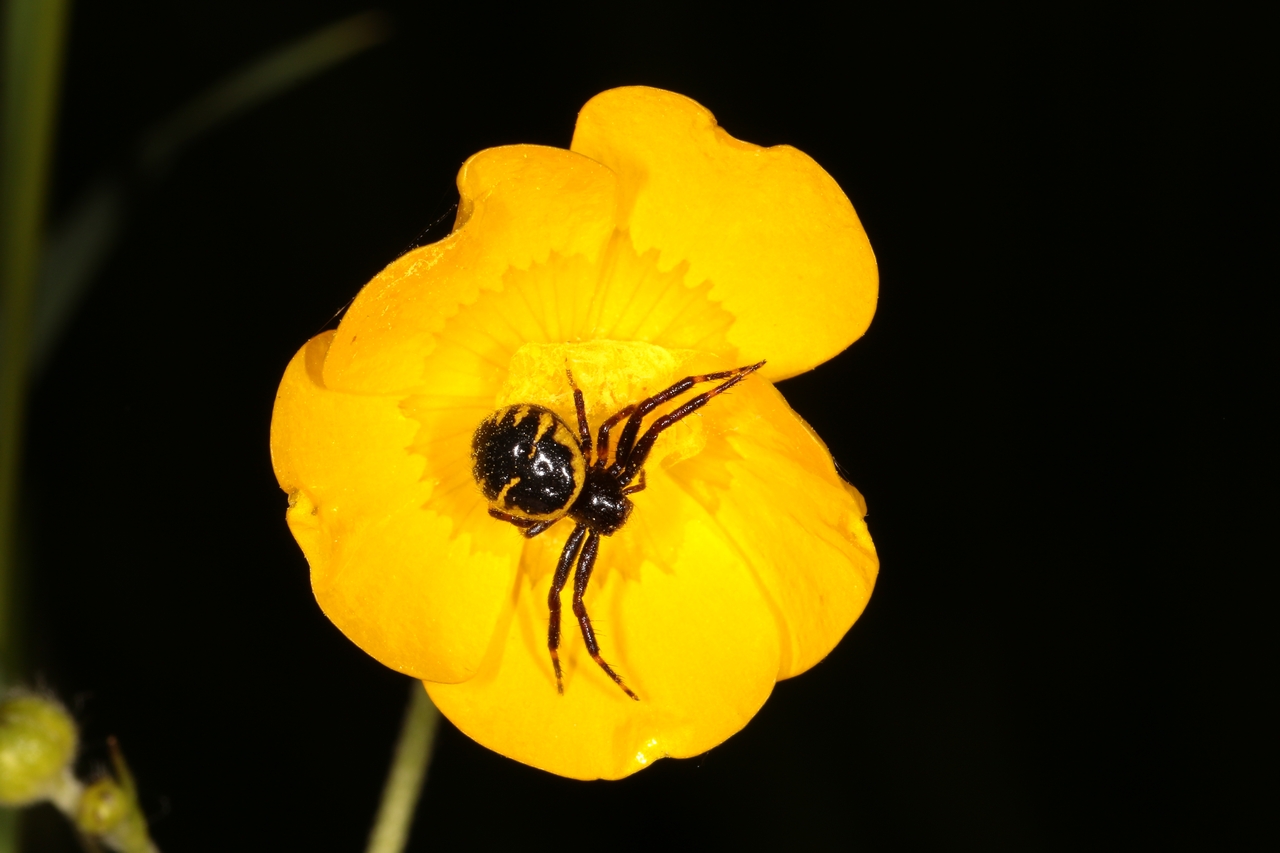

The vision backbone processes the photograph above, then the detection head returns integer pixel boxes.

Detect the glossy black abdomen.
[472,405,580,518]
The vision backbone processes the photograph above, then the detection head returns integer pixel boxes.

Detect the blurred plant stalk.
[366,683,440,853]
[2,1,69,849]
[30,9,392,379]
[1,0,68,694]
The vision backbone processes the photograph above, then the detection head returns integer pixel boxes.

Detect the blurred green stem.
[31,9,390,378]
[365,684,440,853]
[138,10,388,175]
[1,0,69,694]
[1,4,69,850]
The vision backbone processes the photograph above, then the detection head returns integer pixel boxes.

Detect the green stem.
[1,3,68,845]
[365,683,440,853]
[137,10,389,175]
[0,811,15,853]
[1,0,69,696]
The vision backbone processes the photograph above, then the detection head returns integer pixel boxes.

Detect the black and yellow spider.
[471,361,764,700]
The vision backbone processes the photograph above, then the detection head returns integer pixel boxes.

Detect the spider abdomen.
[472,405,585,521]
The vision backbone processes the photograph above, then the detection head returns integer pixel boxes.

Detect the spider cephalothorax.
[471,361,765,700]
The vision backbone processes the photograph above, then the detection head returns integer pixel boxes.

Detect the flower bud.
[77,775,155,853]
[76,776,129,834]
[0,691,79,806]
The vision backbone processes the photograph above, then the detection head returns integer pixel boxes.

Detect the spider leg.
[521,519,559,538]
[618,364,763,485]
[621,470,646,495]
[547,524,588,694]
[593,403,636,469]
[611,361,765,473]
[573,531,639,701]
[487,508,558,538]
[564,366,592,458]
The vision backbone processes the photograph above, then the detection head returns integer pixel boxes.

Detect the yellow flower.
[270,86,879,780]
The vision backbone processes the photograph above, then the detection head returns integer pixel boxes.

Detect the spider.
[471,360,765,700]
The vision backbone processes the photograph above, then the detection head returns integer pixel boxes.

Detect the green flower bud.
[76,777,128,834]
[0,691,79,806]
[77,775,156,853]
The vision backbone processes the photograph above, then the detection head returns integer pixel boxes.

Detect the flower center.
[497,340,710,468]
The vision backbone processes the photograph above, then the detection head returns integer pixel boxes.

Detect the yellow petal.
[665,376,879,679]
[322,145,620,394]
[426,463,782,780]
[571,86,878,381]
[270,332,521,682]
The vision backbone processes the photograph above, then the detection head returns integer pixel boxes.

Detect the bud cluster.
[0,690,158,853]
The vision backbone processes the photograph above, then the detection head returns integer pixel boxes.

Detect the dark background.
[16,3,1265,850]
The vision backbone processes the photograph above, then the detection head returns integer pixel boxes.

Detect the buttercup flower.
[270,86,879,779]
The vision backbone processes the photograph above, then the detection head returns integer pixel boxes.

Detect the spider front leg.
[619,363,763,485]
[572,530,639,701]
[547,524,588,693]
[593,404,636,469]
[610,361,765,474]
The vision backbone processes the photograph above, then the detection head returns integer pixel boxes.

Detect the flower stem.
[1,1,69,846]
[1,0,68,689]
[365,683,440,853]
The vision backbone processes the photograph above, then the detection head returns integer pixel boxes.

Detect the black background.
[16,3,1265,850]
